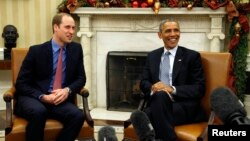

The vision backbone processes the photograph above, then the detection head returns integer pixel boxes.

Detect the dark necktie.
[53,47,63,90]
[160,52,170,85]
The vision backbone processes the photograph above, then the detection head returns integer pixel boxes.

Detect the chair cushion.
[5,116,94,141]
[175,122,207,141]
[123,124,138,141]
[124,122,207,141]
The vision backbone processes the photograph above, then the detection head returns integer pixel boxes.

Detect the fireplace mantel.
[73,7,227,109]
[74,7,226,15]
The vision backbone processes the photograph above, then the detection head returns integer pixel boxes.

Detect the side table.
[0,60,11,70]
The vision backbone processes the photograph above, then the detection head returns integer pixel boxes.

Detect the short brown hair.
[52,13,73,33]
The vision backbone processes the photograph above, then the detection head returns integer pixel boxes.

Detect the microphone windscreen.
[130,110,155,141]
[210,86,246,123]
[98,126,118,141]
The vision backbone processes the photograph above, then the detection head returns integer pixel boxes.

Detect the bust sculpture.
[2,25,19,59]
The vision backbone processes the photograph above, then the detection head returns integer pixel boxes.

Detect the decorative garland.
[57,0,229,14]
[57,0,250,101]
[226,1,249,102]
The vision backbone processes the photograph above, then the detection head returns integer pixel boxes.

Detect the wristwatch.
[66,87,72,95]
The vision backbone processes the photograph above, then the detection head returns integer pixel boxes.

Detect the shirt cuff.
[171,86,176,95]
[39,94,45,100]
[150,90,154,96]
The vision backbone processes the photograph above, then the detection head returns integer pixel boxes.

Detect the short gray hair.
[159,19,180,32]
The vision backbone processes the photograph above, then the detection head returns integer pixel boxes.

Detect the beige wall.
[0,0,63,48]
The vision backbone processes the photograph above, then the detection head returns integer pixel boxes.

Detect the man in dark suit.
[140,19,206,141]
[14,13,86,141]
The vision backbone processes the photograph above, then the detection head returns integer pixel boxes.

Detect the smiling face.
[158,21,180,50]
[53,14,75,47]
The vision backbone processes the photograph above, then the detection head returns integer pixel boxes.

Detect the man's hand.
[151,81,174,94]
[52,88,69,105]
[40,94,56,104]
[152,81,165,92]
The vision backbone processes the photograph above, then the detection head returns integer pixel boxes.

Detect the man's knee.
[153,91,171,100]
[151,91,173,108]
[31,106,48,118]
[71,109,85,122]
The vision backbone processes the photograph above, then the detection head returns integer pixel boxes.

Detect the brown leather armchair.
[123,52,233,141]
[3,48,95,141]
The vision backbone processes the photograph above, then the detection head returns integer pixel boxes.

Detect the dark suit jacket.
[15,40,86,103]
[140,46,206,123]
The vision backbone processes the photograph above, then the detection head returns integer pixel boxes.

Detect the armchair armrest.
[3,87,16,134]
[3,87,16,102]
[78,88,94,127]
[197,111,216,141]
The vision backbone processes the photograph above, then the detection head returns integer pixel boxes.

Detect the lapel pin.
[178,59,182,62]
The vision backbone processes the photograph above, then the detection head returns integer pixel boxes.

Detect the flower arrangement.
[57,0,250,101]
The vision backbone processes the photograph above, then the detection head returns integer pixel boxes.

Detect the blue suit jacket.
[15,40,86,102]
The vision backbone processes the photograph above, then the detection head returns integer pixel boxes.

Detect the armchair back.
[11,48,28,85]
[200,52,232,116]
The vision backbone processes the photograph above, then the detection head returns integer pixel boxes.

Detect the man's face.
[54,15,75,45]
[158,22,180,49]
[2,25,19,44]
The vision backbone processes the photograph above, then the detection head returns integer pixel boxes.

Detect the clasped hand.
[151,81,173,94]
[41,88,69,105]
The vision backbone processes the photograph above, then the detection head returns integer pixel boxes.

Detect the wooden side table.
[0,60,11,70]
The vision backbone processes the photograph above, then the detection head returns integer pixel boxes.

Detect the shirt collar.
[163,46,178,57]
[51,39,66,52]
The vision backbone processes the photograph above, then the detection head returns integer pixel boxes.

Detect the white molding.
[74,7,226,15]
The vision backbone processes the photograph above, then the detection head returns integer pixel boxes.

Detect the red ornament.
[132,1,139,8]
[86,0,96,7]
[141,2,148,8]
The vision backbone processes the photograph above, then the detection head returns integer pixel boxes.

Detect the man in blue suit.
[14,13,86,141]
[140,19,206,141]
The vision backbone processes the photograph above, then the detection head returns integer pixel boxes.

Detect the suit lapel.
[45,41,53,74]
[65,44,72,78]
[153,48,164,82]
[172,47,184,82]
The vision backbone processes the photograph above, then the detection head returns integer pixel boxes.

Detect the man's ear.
[53,24,59,32]
[158,32,162,39]
[16,33,19,38]
[2,33,4,38]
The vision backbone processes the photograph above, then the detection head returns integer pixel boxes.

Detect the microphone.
[130,110,155,141]
[210,86,250,125]
[98,126,118,141]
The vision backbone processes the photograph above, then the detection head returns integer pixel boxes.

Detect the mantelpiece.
[74,7,226,15]
[73,7,227,110]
